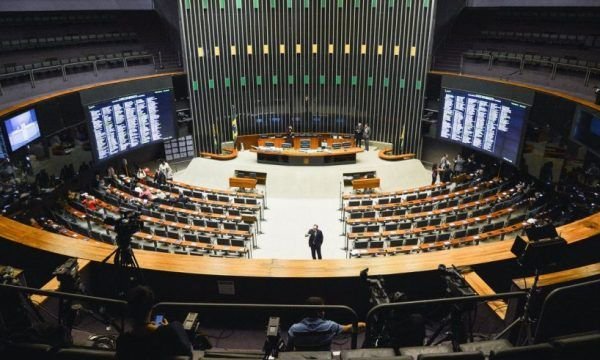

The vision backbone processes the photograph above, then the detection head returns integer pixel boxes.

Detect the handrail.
[364,291,527,343]
[0,282,128,332]
[152,302,360,349]
[431,70,600,113]
[0,71,184,117]
[0,54,157,94]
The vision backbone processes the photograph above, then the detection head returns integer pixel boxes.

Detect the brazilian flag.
[232,117,238,140]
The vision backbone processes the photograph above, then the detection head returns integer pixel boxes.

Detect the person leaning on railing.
[287,297,366,351]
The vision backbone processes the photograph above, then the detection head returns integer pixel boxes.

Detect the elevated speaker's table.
[256,147,363,165]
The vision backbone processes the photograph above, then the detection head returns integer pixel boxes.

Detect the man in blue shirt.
[287,297,366,351]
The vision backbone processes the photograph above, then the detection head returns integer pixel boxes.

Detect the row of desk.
[351,222,526,258]
[65,205,251,258]
[346,188,516,226]
[1,211,598,277]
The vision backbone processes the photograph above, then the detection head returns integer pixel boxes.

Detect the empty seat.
[389,239,404,247]
[385,223,398,231]
[354,241,368,249]
[184,234,197,241]
[223,222,237,230]
[429,218,441,227]
[366,225,380,233]
[154,229,168,238]
[416,220,429,228]
[399,222,412,230]
[279,351,334,360]
[370,241,384,249]
[340,348,396,360]
[404,238,419,246]
[197,235,212,244]
[206,221,220,229]
[552,332,600,360]
[352,226,366,233]
[419,352,484,360]
[489,343,554,360]
[217,238,231,246]
[466,228,480,236]
[437,233,451,242]
[454,230,467,239]
[231,239,245,247]
[237,224,251,232]
[423,235,437,244]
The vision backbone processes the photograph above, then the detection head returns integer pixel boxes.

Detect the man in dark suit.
[307,224,324,260]
[354,123,363,147]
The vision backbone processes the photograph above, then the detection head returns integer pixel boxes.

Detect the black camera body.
[104,209,142,249]
[115,211,141,249]
[438,264,476,298]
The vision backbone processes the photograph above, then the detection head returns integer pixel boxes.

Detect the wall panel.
[179,0,436,154]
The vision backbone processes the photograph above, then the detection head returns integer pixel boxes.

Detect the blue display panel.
[87,89,175,161]
[572,108,600,156]
[4,109,41,152]
[439,88,528,165]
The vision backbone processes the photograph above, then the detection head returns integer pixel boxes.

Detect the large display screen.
[571,108,600,156]
[439,88,528,165]
[87,89,175,161]
[4,109,41,152]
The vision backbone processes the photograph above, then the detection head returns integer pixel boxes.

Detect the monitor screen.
[4,109,41,152]
[438,88,528,165]
[87,89,176,161]
[572,108,600,156]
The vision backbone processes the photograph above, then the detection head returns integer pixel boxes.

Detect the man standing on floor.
[363,123,371,151]
[306,224,324,260]
[354,123,363,148]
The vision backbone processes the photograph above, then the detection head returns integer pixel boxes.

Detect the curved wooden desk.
[256,147,363,165]
[378,149,416,161]
[200,147,238,160]
[1,212,598,278]
[236,133,355,151]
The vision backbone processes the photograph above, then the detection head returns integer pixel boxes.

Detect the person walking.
[306,224,324,260]
[363,124,371,151]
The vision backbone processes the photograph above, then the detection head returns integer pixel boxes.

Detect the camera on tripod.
[104,209,142,249]
[360,268,390,306]
[438,264,476,299]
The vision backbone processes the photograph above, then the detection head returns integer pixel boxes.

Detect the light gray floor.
[175,150,430,259]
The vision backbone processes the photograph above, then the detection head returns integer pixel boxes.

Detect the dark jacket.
[308,229,324,248]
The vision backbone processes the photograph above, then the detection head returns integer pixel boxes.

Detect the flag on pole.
[212,122,218,148]
[231,106,238,142]
[231,118,238,140]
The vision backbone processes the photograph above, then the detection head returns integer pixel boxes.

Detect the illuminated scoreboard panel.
[440,88,528,165]
[88,89,175,161]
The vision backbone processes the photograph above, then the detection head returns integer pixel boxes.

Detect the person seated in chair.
[116,285,192,360]
[287,297,365,351]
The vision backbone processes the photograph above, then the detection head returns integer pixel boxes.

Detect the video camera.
[360,268,390,306]
[103,209,141,249]
[438,264,475,298]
